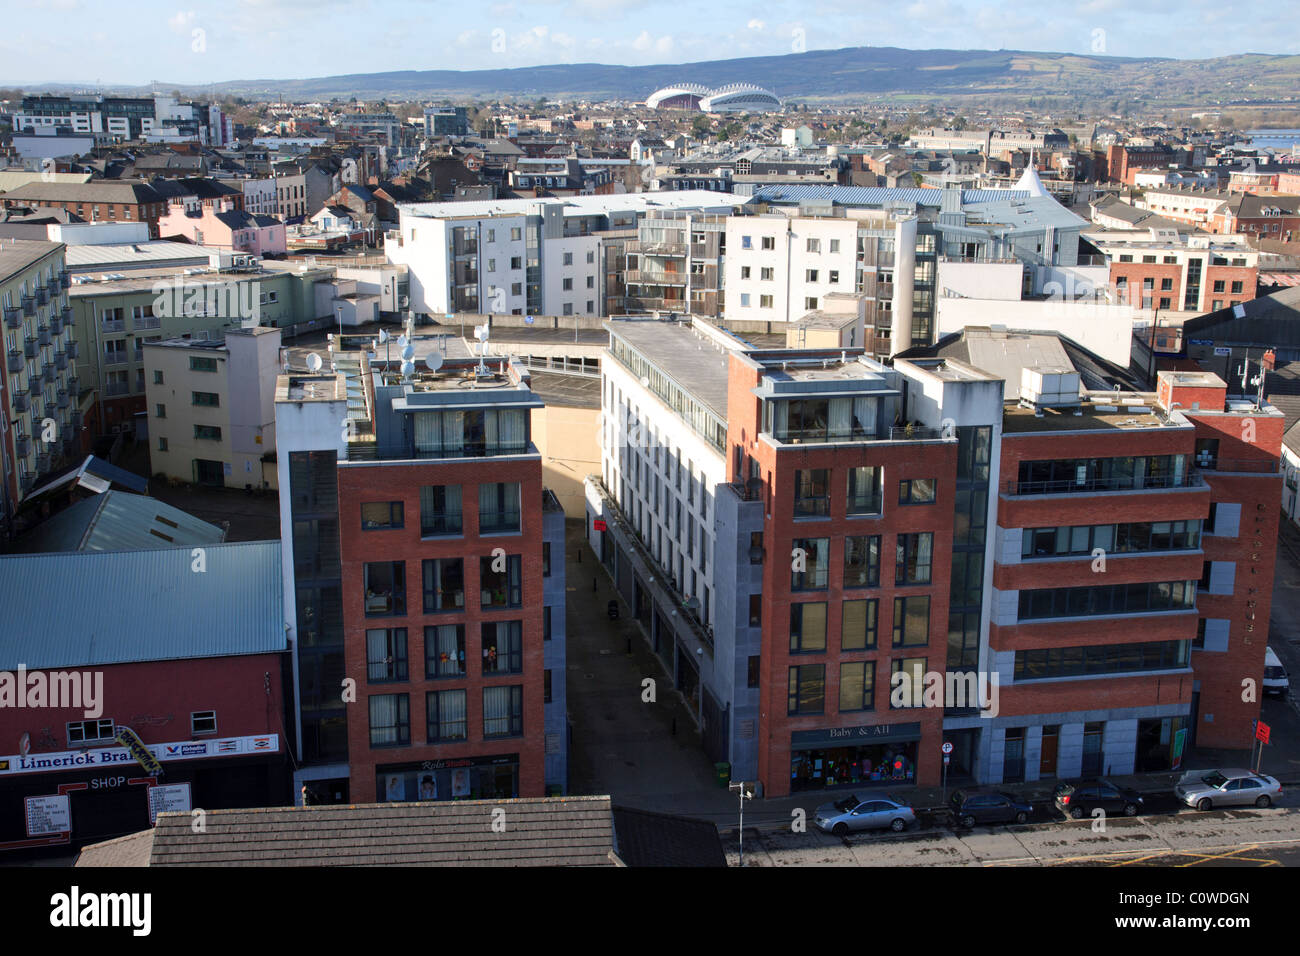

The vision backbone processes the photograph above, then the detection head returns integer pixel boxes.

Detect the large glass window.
[791,538,830,590]
[1014,640,1189,679]
[479,482,521,533]
[839,661,875,712]
[425,624,466,678]
[420,485,463,536]
[422,558,464,611]
[847,466,882,515]
[892,596,930,647]
[844,536,880,588]
[787,664,825,715]
[483,685,523,737]
[363,562,405,617]
[841,599,878,650]
[793,469,831,517]
[366,628,407,682]
[898,478,936,504]
[1015,455,1188,495]
[361,501,404,531]
[480,554,522,608]
[426,689,467,742]
[482,620,523,673]
[890,658,926,708]
[895,533,933,585]
[369,693,410,747]
[789,602,827,653]
[1022,521,1200,557]
[1018,581,1197,620]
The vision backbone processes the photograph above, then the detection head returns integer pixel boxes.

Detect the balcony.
[104,382,130,397]
[42,366,56,384]
[6,351,21,373]
[67,341,79,360]
[70,410,82,428]
[625,269,688,286]
[35,287,49,307]
[21,295,35,317]
[3,306,19,329]
[59,270,70,290]
[15,435,30,458]
[46,279,60,300]
[60,306,72,327]
[13,393,29,413]
[56,389,69,409]
[67,376,79,393]
[101,319,125,333]
[134,315,161,330]
[23,339,37,359]
[626,239,686,256]
[35,453,50,473]
[49,313,62,335]
[1004,471,1204,496]
[132,348,144,363]
[36,325,50,347]
[55,351,68,371]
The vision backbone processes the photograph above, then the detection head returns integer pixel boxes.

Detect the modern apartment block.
[585,317,1282,797]
[274,340,567,804]
[0,240,78,531]
[1084,228,1259,314]
[623,211,727,317]
[143,326,282,489]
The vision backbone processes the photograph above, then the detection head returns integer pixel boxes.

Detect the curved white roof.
[699,85,781,112]
[1014,163,1049,198]
[645,84,710,109]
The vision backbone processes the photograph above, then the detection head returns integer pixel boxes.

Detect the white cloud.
[747,18,765,30]
[168,10,197,34]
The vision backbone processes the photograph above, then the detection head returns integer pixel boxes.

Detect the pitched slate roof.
[76,796,619,866]
[611,806,727,867]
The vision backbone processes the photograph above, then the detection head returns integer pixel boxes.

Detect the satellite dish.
[475,324,490,342]
[426,353,444,373]
[401,360,415,378]
[397,334,409,348]
[377,329,390,343]
[306,352,323,372]
[401,344,415,361]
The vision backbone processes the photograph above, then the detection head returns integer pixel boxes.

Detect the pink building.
[158,198,287,256]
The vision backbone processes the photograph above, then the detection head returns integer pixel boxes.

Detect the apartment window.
[748,594,762,627]
[761,236,775,250]
[1160,278,1173,291]
[510,257,522,270]
[191,711,217,735]
[542,541,552,577]
[829,270,840,284]
[487,259,496,272]
[544,669,553,704]
[899,478,936,504]
[895,533,933,585]
[791,537,830,590]
[806,238,820,253]
[1231,281,1243,294]
[742,235,753,249]
[787,664,825,715]
[487,229,496,242]
[479,482,521,533]
[806,269,819,282]
[1014,641,1189,680]
[830,239,841,254]
[562,278,573,290]
[760,295,773,308]
[480,554,522,608]
[157,437,168,452]
[760,267,774,281]
[426,689,468,742]
[586,276,594,289]
[67,718,115,747]
[360,501,404,531]
[750,531,764,564]
[843,535,881,589]
[425,623,467,678]
[422,558,465,612]
[481,620,523,674]
[793,468,831,517]
[789,602,827,653]
[1213,279,1225,293]
[483,685,523,737]
[1212,300,1224,311]
[420,485,463,535]
[748,656,761,689]
[890,658,926,708]
[366,628,408,682]
[153,370,164,385]
[193,424,222,441]
[1017,580,1197,620]
[847,466,882,515]
[842,598,878,651]
[586,251,595,264]
[510,228,522,241]
[368,693,410,747]
[805,297,818,310]
[189,356,218,372]
[839,661,875,712]
[363,561,406,616]
[563,252,573,266]
[155,403,166,419]
[892,595,930,647]
[741,266,751,279]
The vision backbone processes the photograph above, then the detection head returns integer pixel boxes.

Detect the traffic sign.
[1256,720,1271,745]
[941,741,953,755]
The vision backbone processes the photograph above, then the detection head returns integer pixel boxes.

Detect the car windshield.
[1201,772,1228,789]
[833,797,858,813]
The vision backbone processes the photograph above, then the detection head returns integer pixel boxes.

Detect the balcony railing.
[6,351,21,373]
[625,269,688,285]
[59,270,70,290]
[54,352,68,371]
[49,313,62,335]
[101,319,125,333]
[2,306,19,329]
[41,366,55,384]
[104,382,130,397]
[67,341,79,360]
[134,316,161,330]
[21,295,35,317]
[36,326,50,347]
[1193,457,1282,475]
[1005,471,1204,496]
[13,393,29,413]
[15,435,30,458]
[34,287,49,307]
[23,339,37,359]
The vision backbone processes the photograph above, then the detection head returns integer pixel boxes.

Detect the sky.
[3,0,1299,88]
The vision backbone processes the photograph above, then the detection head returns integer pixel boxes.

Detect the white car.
[1174,769,1282,811]
[1264,647,1290,697]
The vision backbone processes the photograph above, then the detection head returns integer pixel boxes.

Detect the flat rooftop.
[606,319,731,418]
[400,189,748,221]
[0,238,62,280]
[1003,400,1175,433]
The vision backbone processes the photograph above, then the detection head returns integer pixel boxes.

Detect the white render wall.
[723,215,858,323]
[540,234,602,317]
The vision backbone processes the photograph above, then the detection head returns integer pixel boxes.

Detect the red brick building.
[0,182,168,238]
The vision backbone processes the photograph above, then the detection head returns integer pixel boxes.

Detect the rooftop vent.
[1018,366,1081,412]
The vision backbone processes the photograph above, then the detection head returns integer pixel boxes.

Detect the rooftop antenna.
[474,323,490,374]
[305,352,323,372]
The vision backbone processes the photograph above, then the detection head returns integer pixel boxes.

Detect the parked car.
[1054,779,1143,819]
[814,794,916,835]
[1264,646,1290,697]
[1174,769,1282,810]
[949,790,1033,828]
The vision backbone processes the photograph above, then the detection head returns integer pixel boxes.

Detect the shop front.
[376,753,518,803]
[789,723,922,793]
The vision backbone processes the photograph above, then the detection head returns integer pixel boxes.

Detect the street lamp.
[729,780,754,867]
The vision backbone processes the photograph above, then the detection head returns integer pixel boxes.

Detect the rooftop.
[400,189,748,221]
[606,319,731,418]
[0,238,63,281]
[16,491,225,554]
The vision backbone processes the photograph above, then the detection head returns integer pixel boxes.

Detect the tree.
[691,114,712,138]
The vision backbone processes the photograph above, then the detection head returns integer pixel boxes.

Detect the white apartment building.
[723,214,859,324]
[144,326,281,489]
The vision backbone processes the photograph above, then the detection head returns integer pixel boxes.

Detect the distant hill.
[21,46,1300,106]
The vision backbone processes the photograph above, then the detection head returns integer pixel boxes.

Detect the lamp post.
[729,780,754,867]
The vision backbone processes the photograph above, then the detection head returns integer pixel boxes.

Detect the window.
[68,718,115,747]
[483,685,523,737]
[1231,281,1243,294]
[830,239,840,253]
[895,533,933,585]
[748,594,762,626]
[844,536,881,588]
[422,558,465,612]
[192,391,220,407]
[1161,278,1173,291]
[789,602,827,653]
[847,466,882,515]
[364,561,406,616]
[563,252,573,266]
[760,295,773,308]
[479,482,521,533]
[891,658,926,708]
[1017,580,1197,620]
[510,227,521,241]
[791,538,830,590]
[360,501,403,530]
[425,624,466,678]
[742,235,753,249]
[482,620,523,673]
[806,269,819,282]
[1014,640,1189,679]
[787,664,825,715]
[544,669,553,704]
[1213,279,1225,293]
[899,478,936,504]
[369,693,410,747]
[420,485,463,536]
[841,598,878,650]
[427,689,467,742]
[892,596,930,647]
[748,656,761,688]
[793,468,830,517]
[189,356,217,372]
[562,278,573,290]
[839,662,875,712]
[761,236,774,250]
[366,628,408,681]
[153,370,164,385]
[157,437,168,452]
[761,267,774,280]
[806,238,820,253]
[155,403,166,419]
[741,266,751,279]
[829,270,839,284]
[542,542,552,577]
[191,711,217,735]
[543,605,552,641]
[193,424,222,441]
[480,554,522,608]
[805,297,818,310]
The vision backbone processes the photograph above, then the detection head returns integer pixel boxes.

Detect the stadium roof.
[0,540,285,670]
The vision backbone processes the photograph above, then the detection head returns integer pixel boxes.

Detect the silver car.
[814,794,916,835]
[1174,768,1282,811]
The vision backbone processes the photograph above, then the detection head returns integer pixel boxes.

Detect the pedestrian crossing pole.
[729,781,754,867]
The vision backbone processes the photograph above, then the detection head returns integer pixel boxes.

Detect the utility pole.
[728,780,754,867]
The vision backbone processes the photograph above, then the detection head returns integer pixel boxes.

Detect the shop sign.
[25,794,70,837]
[791,722,922,750]
[0,733,279,778]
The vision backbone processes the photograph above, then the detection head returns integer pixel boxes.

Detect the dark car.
[949,789,1033,828]
[1054,780,1143,819]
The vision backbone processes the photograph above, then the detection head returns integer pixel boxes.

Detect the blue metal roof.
[0,541,285,669]
[747,185,1029,207]
[19,492,226,554]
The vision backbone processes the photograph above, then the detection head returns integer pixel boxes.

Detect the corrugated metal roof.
[20,491,225,554]
[0,541,285,669]
[747,185,1030,207]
